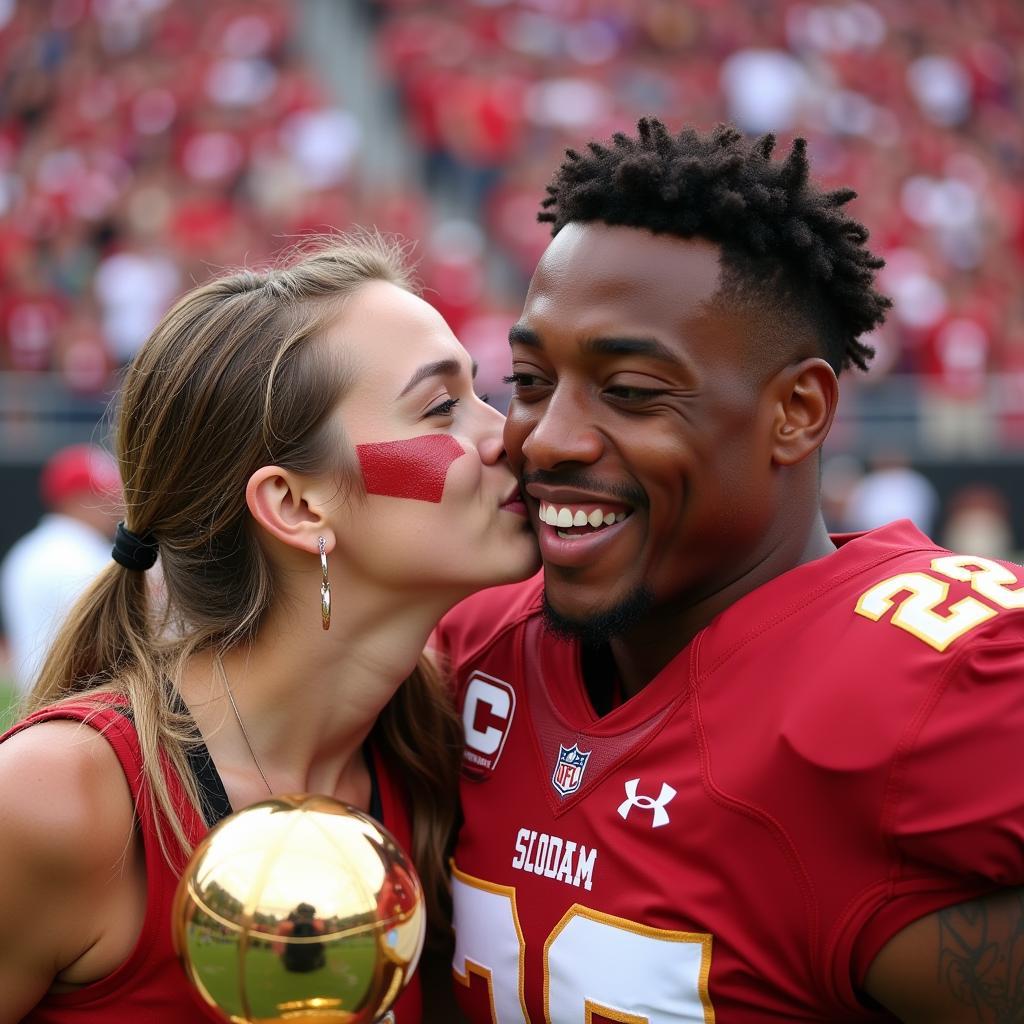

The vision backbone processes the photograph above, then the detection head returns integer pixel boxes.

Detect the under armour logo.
[617,778,677,828]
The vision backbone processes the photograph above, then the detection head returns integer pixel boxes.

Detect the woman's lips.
[499,488,528,516]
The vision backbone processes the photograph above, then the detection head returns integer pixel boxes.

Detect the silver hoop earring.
[319,536,331,631]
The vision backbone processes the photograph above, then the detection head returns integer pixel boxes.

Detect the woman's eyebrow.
[397,358,477,399]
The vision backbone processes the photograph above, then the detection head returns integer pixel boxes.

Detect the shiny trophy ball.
[172,794,426,1023]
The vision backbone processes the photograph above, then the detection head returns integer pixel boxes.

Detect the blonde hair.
[29,233,462,933]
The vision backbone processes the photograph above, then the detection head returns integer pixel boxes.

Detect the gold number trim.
[543,903,716,1024]
[930,555,1024,609]
[855,571,997,652]
[853,553,1024,652]
[451,860,531,1023]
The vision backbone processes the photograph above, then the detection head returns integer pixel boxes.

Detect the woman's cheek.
[439,449,484,507]
[355,435,465,503]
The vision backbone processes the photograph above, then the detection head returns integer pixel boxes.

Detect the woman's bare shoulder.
[0,719,136,860]
[0,720,139,1016]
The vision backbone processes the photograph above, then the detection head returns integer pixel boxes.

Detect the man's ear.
[245,466,335,556]
[769,357,839,467]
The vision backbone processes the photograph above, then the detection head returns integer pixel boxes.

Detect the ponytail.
[29,557,204,863]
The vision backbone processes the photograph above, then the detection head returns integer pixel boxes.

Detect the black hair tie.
[112,521,159,571]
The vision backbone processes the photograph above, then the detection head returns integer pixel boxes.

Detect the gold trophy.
[172,794,425,1023]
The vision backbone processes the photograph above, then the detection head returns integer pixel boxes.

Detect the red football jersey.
[436,521,1024,1022]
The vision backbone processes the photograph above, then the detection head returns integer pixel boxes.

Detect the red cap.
[40,444,122,509]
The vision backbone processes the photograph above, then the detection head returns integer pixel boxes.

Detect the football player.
[436,119,1024,1022]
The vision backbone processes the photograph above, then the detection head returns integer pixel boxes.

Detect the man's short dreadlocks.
[539,118,892,374]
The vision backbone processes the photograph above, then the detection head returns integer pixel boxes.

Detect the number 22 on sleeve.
[855,555,1024,652]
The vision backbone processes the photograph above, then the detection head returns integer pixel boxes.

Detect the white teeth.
[540,502,631,533]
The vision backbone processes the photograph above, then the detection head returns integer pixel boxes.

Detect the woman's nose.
[473,401,508,465]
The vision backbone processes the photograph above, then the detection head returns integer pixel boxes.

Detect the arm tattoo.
[938,890,1024,1023]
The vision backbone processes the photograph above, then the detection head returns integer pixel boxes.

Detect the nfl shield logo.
[551,743,591,796]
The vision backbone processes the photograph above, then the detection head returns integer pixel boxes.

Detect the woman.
[0,233,538,1022]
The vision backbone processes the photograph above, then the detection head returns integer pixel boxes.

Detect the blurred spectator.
[719,47,813,134]
[820,453,865,533]
[906,52,972,127]
[0,444,121,693]
[941,484,1018,562]
[918,308,995,455]
[842,451,941,535]
[1,246,67,371]
[420,217,488,337]
[93,243,180,365]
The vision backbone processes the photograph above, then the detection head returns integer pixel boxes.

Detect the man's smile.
[538,501,630,534]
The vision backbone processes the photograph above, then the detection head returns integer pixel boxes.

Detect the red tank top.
[2,697,423,1023]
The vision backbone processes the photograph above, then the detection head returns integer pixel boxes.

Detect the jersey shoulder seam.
[697,543,941,682]
[450,592,543,673]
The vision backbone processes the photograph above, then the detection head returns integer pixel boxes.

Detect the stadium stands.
[1,0,1022,556]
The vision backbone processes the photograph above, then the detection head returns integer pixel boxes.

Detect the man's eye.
[425,397,460,417]
[503,373,544,389]
[605,386,664,402]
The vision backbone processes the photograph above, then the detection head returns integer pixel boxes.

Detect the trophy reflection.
[278,902,327,974]
[172,794,425,1023]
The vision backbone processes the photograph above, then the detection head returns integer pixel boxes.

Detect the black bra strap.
[186,739,234,828]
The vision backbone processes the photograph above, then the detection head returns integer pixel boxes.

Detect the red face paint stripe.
[356,434,465,503]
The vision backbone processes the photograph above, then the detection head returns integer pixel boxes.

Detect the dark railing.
[0,373,117,464]
[827,375,1024,463]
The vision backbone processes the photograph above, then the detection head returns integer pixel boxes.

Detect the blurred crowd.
[373,0,1024,445]
[3,0,1024,456]
[0,0,428,391]
[0,0,1021,657]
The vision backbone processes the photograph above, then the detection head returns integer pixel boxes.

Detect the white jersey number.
[452,866,715,1023]
[855,555,1023,651]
